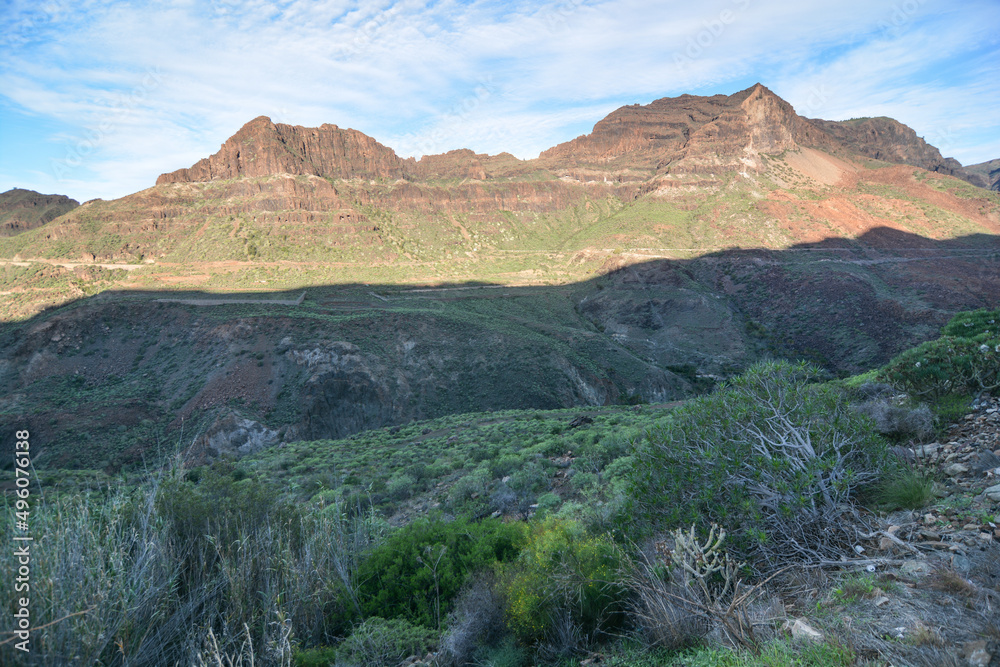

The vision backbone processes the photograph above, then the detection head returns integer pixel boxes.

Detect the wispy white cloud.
[0,0,997,201]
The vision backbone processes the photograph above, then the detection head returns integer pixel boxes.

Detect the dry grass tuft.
[927,567,978,598]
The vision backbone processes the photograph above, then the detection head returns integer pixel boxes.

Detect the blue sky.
[1,0,998,202]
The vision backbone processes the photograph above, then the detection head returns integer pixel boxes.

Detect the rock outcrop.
[806,116,979,185]
[538,83,832,176]
[0,188,79,236]
[156,116,412,184]
[154,84,996,197]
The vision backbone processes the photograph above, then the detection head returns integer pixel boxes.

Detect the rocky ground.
[785,395,1000,666]
[900,394,1000,551]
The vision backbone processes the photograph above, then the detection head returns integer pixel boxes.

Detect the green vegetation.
[879,308,999,410]
[248,404,654,519]
[502,518,626,646]
[630,360,888,569]
[4,308,999,665]
[351,517,523,629]
[875,467,935,510]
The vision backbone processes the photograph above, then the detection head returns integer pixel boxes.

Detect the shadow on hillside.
[2,228,999,470]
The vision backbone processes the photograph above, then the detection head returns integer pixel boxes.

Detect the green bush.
[353,517,524,629]
[448,468,490,507]
[876,467,935,510]
[293,645,338,667]
[337,617,438,667]
[879,309,1000,399]
[501,518,626,646]
[941,308,1000,338]
[472,638,528,667]
[930,392,973,424]
[630,360,889,569]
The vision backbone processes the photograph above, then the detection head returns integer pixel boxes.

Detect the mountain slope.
[0,188,79,236]
[965,158,1000,191]
[806,116,982,186]
[2,83,1000,470]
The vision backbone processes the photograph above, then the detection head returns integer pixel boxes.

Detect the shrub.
[851,394,933,441]
[536,492,562,515]
[353,517,523,629]
[293,645,339,667]
[472,639,528,667]
[448,468,490,507]
[438,573,506,666]
[630,360,889,570]
[337,617,438,667]
[508,460,549,495]
[386,473,416,500]
[879,309,1000,399]
[501,518,626,648]
[625,525,774,652]
[1,466,384,665]
[876,467,934,510]
[489,483,519,514]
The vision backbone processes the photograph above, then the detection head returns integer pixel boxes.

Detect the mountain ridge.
[153,83,992,191]
[0,188,80,237]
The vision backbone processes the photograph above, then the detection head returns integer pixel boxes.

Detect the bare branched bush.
[625,525,780,653]
[538,608,584,662]
[631,360,888,571]
[438,573,505,666]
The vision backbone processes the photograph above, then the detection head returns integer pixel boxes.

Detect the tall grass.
[1,463,386,665]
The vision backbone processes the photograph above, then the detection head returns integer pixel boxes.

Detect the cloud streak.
[0,0,997,201]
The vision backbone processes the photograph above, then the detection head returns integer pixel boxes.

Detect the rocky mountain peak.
[538,83,834,176]
[156,116,410,185]
[737,83,802,153]
[153,84,996,191]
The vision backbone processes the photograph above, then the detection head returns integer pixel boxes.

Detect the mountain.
[806,116,987,187]
[1,83,999,470]
[156,116,412,184]
[538,83,832,177]
[965,158,1000,191]
[0,188,79,236]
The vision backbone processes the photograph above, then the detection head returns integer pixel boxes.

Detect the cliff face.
[154,84,996,195]
[156,116,412,184]
[0,188,79,236]
[538,84,833,176]
[806,116,980,184]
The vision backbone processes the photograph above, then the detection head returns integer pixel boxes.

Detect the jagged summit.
[537,83,830,174]
[156,116,410,184]
[155,84,991,189]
